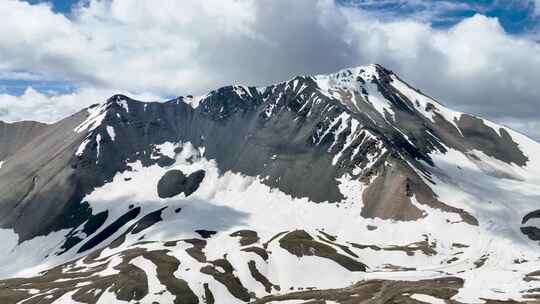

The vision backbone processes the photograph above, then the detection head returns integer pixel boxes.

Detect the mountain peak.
[2,64,540,303]
[317,63,389,83]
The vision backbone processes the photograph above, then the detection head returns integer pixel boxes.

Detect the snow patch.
[106,126,116,141]
[130,256,175,303]
[410,293,446,304]
[74,104,108,133]
[75,137,91,156]
[95,134,102,163]
[183,95,205,109]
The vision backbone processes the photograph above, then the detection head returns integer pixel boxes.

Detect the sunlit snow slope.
[0,64,539,304]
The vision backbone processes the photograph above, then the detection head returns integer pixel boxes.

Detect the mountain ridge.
[0,64,540,303]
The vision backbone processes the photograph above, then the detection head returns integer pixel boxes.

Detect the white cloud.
[0,70,44,81]
[0,87,160,124]
[0,0,262,94]
[347,14,540,119]
[505,119,540,142]
[0,0,539,140]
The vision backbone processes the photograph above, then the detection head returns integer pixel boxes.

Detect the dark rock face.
[457,115,528,166]
[279,230,367,271]
[157,169,205,198]
[58,210,109,254]
[521,226,540,241]
[230,230,260,246]
[522,209,540,242]
[78,207,141,253]
[522,209,540,224]
[157,170,187,198]
[185,170,205,196]
[131,207,166,234]
[195,230,217,239]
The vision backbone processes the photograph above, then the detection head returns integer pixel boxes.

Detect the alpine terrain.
[1,64,540,304]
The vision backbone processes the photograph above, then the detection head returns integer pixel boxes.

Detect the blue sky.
[1,0,540,140]
[338,0,539,33]
[0,0,81,96]
[22,0,79,13]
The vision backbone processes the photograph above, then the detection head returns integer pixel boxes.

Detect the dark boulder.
[157,169,205,198]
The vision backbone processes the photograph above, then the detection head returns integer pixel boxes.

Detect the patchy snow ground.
[130,256,175,304]
[3,132,539,303]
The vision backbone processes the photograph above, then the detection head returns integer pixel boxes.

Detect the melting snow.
[118,100,129,113]
[95,134,102,163]
[75,137,91,156]
[130,256,175,303]
[106,126,116,141]
[410,293,446,304]
[74,104,108,133]
[363,81,395,122]
[153,142,180,159]
[313,64,395,123]
[183,95,205,109]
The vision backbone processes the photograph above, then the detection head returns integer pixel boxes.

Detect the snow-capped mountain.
[0,64,539,304]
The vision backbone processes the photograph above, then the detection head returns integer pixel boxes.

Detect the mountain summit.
[0,64,539,303]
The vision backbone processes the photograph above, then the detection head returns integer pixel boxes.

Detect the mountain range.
[0,64,540,304]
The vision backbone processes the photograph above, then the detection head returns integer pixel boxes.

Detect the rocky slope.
[0,64,540,303]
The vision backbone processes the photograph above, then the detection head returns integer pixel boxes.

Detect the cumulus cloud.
[0,0,539,139]
[0,87,159,123]
[347,13,540,119]
[0,0,263,94]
